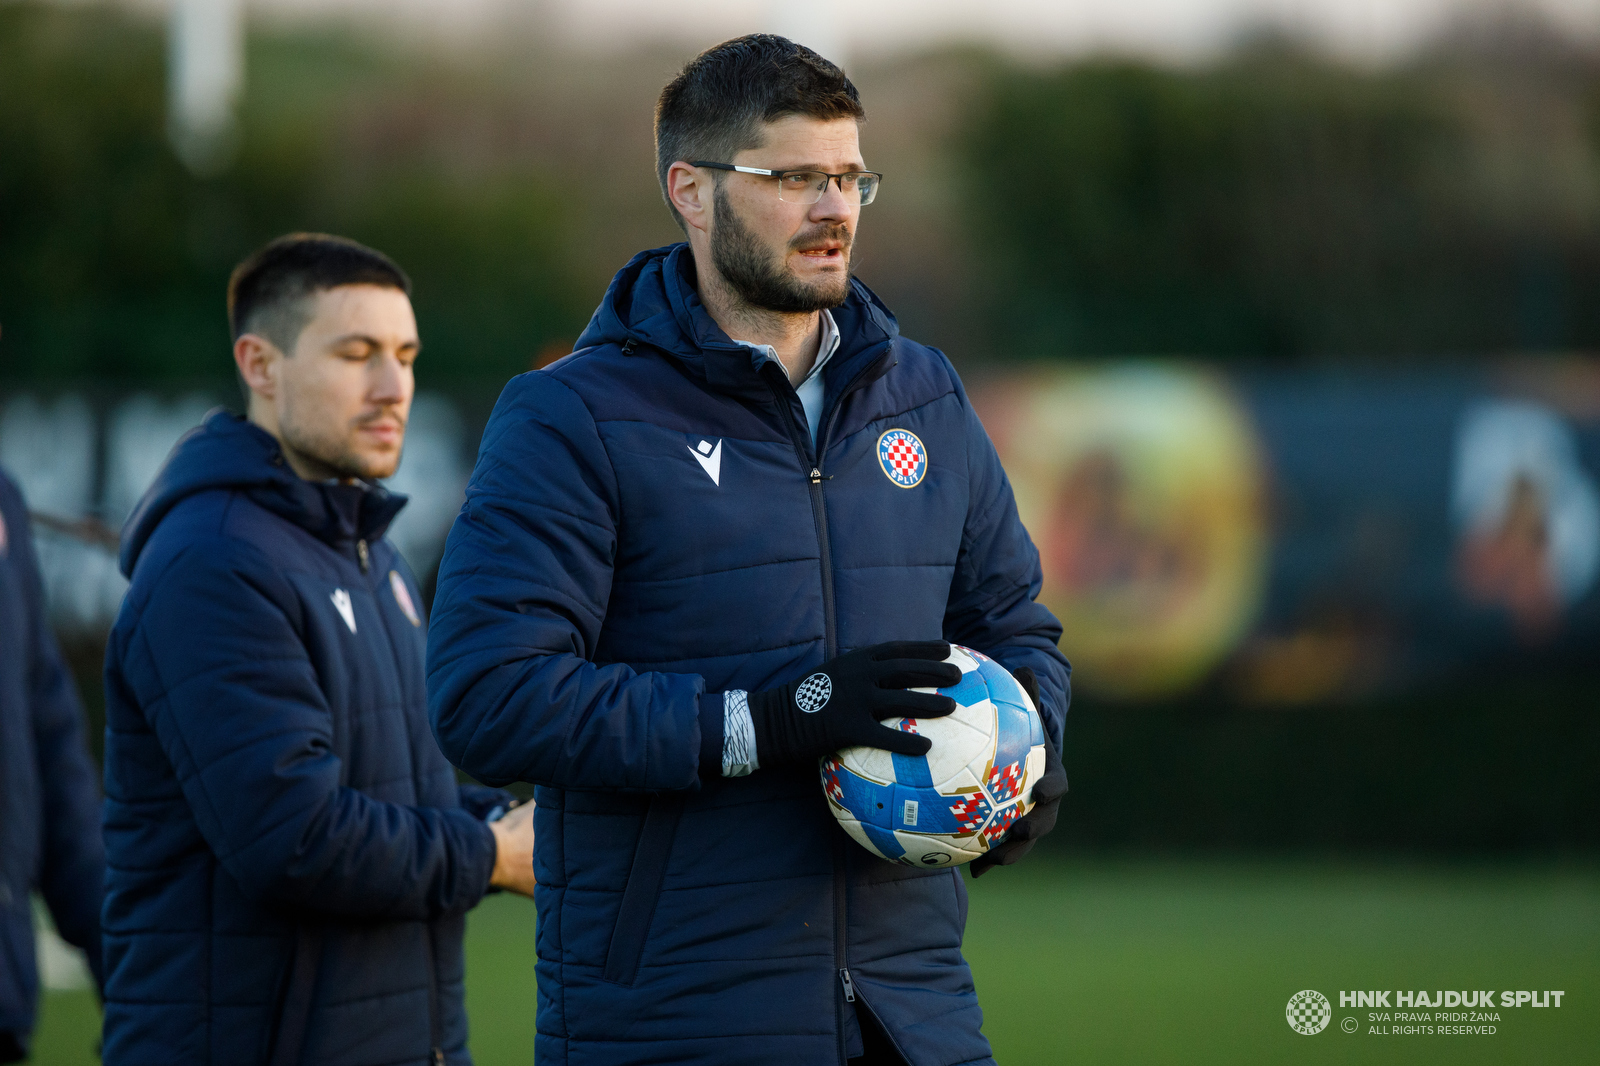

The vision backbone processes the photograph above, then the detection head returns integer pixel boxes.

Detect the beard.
[710,184,853,314]
[279,399,406,481]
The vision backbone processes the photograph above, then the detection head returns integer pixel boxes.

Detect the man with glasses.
[429,34,1069,1066]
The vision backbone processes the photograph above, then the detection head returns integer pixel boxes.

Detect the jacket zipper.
[835,837,853,1013]
[760,346,895,661]
[761,365,838,659]
[760,345,895,1065]
[834,835,852,1063]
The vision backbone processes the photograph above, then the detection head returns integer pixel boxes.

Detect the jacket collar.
[120,410,407,576]
[575,243,901,401]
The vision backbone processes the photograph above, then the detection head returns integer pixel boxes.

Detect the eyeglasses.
[692,162,882,206]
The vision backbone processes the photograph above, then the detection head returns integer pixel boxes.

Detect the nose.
[809,177,855,224]
[368,350,411,407]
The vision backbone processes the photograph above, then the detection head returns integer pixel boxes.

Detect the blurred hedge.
[965,32,1600,359]
[10,7,1600,382]
[0,2,587,385]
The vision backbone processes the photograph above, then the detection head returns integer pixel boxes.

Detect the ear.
[667,161,713,235]
[233,333,282,402]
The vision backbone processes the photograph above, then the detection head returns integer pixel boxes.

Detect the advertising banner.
[975,359,1600,701]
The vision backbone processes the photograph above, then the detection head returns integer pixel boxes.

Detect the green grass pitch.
[28,857,1598,1064]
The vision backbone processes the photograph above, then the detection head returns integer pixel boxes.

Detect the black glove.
[749,641,962,767]
[971,667,1067,878]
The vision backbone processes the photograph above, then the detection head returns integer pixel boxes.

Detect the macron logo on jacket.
[688,438,722,485]
[330,588,357,633]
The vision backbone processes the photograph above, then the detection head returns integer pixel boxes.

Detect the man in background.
[101,233,536,1066]
[0,470,104,1063]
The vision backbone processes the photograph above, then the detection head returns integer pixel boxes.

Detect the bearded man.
[428,36,1070,1066]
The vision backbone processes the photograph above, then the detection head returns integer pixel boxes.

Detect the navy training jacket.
[0,470,104,1063]
[428,244,1070,1066]
[103,412,507,1066]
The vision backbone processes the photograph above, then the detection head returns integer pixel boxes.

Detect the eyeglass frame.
[690,161,883,205]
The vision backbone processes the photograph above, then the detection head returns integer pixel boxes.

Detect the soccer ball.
[821,645,1048,867]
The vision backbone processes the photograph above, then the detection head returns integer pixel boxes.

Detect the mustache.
[790,223,853,253]
[352,407,407,430]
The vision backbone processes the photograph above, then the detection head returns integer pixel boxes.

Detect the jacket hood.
[119,409,406,577]
[575,243,902,393]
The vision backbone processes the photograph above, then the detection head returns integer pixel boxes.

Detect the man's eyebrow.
[326,332,420,350]
[328,332,381,348]
[773,162,868,172]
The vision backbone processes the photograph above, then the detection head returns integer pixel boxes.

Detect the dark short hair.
[655,34,864,231]
[227,233,411,351]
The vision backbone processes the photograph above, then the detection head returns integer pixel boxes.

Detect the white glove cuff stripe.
[722,689,759,778]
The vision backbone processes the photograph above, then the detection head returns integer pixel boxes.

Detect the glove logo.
[795,672,832,713]
[877,429,927,488]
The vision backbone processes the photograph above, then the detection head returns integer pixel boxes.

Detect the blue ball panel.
[890,749,934,788]
[974,656,1022,702]
[833,765,893,829]
[942,669,991,709]
[890,782,970,836]
[861,822,907,861]
[990,698,1037,779]
[992,695,1045,747]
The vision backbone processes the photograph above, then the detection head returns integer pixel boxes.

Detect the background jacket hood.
[119,409,405,577]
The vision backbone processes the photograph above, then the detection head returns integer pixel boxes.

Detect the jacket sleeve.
[12,500,105,990]
[121,539,496,922]
[427,371,714,791]
[941,368,1072,752]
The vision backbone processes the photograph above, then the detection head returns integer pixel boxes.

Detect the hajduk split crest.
[877,429,927,488]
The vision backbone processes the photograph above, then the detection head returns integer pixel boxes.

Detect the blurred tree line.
[7,4,1600,385]
[0,1,598,384]
[967,24,1600,359]
[4,2,1597,852]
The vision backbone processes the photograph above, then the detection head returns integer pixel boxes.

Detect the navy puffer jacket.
[103,413,505,1066]
[429,244,1070,1066]
[0,471,104,1063]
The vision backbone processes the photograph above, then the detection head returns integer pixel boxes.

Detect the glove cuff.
[748,684,803,768]
[697,691,726,778]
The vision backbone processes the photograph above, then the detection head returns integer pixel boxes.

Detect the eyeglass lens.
[777,172,880,206]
